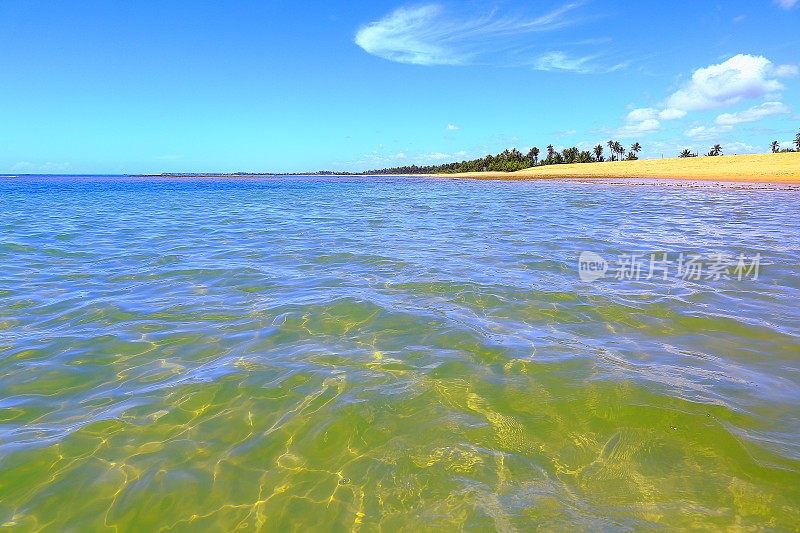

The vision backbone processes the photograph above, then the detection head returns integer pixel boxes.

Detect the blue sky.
[1,0,798,173]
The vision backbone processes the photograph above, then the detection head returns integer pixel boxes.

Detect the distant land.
[442,153,800,184]
[128,153,800,184]
[128,134,800,183]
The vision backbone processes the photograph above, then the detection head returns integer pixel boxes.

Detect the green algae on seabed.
[0,175,799,530]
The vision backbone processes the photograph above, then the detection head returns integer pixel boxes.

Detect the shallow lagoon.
[1,176,798,530]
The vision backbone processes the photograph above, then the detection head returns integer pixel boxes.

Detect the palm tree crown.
[613,141,624,161]
[528,147,540,165]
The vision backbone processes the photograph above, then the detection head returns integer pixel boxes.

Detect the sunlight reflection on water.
[0,176,799,530]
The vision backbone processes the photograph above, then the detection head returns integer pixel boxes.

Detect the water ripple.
[0,176,798,530]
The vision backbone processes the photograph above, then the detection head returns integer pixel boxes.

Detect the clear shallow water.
[0,176,799,531]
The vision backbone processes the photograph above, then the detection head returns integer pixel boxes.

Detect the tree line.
[679,131,800,158]
[365,140,643,175]
[769,131,800,153]
[365,129,800,174]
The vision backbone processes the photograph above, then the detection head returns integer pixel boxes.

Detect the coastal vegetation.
[139,130,800,178]
[365,140,644,174]
[770,133,800,153]
[367,129,799,175]
[438,153,800,183]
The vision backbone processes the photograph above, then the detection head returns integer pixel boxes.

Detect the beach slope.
[440,152,800,183]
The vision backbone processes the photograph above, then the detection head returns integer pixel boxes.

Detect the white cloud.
[658,108,687,120]
[685,125,733,141]
[618,118,661,137]
[774,64,799,77]
[626,108,658,122]
[775,0,799,9]
[355,5,464,66]
[617,107,688,136]
[446,124,459,131]
[345,150,411,169]
[625,107,687,123]
[534,51,597,73]
[664,54,794,113]
[715,101,790,125]
[355,3,588,67]
[617,54,796,138]
[726,142,759,154]
[424,150,469,161]
[533,52,627,74]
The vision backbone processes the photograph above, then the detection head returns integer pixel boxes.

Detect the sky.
[1,0,798,174]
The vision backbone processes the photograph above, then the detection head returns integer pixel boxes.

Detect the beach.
[440,152,800,183]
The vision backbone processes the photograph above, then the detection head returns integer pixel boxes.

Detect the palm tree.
[795,130,800,151]
[563,147,579,164]
[528,147,540,165]
[770,141,780,153]
[631,142,642,155]
[613,141,625,162]
[707,144,723,157]
[593,144,604,162]
[679,149,693,158]
[546,144,555,163]
[607,140,616,161]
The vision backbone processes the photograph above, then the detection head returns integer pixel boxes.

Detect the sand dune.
[440,152,800,184]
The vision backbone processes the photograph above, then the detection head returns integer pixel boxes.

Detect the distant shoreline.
[435,153,800,184]
[6,153,798,184]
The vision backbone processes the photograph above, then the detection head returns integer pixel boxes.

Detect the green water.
[0,176,798,530]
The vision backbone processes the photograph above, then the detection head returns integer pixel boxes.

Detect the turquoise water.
[0,176,799,530]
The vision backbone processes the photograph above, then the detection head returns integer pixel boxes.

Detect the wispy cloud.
[534,51,596,73]
[344,149,470,169]
[715,101,790,125]
[725,141,760,154]
[446,124,459,131]
[685,125,733,141]
[355,3,600,68]
[533,51,627,74]
[425,150,468,161]
[775,0,799,9]
[354,5,466,66]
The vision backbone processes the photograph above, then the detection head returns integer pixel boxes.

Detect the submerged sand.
[439,152,800,184]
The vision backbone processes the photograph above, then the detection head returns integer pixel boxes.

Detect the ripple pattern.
[0,176,799,530]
